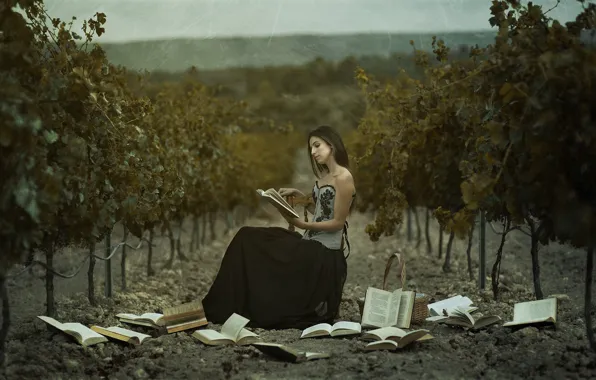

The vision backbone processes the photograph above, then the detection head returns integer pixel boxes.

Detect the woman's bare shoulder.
[336,167,353,181]
[334,168,355,189]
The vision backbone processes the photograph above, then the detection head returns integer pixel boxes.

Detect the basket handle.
[382,252,406,290]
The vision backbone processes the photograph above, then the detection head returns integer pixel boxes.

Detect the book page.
[163,301,203,317]
[193,329,232,345]
[396,291,414,328]
[428,295,473,316]
[61,322,107,343]
[257,189,299,218]
[105,326,152,341]
[236,328,260,345]
[37,316,63,330]
[268,197,300,218]
[221,313,250,341]
[363,326,407,341]
[397,329,432,348]
[331,321,361,332]
[301,323,332,338]
[364,340,398,351]
[447,307,475,324]
[116,313,163,325]
[266,189,293,208]
[252,343,300,362]
[304,352,330,361]
[509,298,557,323]
[362,287,398,327]
[141,313,165,324]
[389,289,402,326]
[474,315,502,329]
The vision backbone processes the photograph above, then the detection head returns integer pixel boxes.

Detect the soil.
[3,156,596,380]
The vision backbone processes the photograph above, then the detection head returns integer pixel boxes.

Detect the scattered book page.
[162,301,208,333]
[362,327,433,351]
[427,295,475,317]
[221,312,250,338]
[193,329,235,346]
[503,298,558,328]
[361,287,416,329]
[252,342,330,363]
[116,312,164,329]
[361,287,401,328]
[166,317,208,334]
[441,307,501,330]
[163,301,204,323]
[396,291,416,329]
[300,321,361,339]
[37,316,108,347]
[192,313,260,346]
[90,325,152,345]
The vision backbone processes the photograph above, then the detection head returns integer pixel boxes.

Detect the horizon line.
[93,28,497,44]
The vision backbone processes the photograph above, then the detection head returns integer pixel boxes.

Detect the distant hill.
[97,31,498,72]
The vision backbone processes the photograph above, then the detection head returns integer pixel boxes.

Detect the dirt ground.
[3,157,596,380]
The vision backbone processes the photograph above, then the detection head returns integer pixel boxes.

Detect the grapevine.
[0,1,298,362]
[349,0,596,350]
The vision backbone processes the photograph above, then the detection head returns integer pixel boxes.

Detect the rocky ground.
[3,157,596,380]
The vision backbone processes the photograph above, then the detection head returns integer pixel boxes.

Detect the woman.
[201,125,356,329]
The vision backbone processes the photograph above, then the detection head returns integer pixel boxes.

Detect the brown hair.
[307,125,350,178]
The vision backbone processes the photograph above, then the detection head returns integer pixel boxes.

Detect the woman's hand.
[278,188,304,198]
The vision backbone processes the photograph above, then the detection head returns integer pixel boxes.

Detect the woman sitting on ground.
[202,125,356,329]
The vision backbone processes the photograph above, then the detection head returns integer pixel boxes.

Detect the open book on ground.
[116,312,165,329]
[90,325,152,345]
[38,316,108,347]
[252,342,330,363]
[438,307,501,330]
[503,298,558,328]
[162,301,208,333]
[257,188,300,219]
[300,321,361,339]
[361,287,416,329]
[362,326,433,351]
[425,295,477,321]
[192,313,260,346]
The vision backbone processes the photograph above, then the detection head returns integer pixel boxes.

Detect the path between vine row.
[3,152,596,380]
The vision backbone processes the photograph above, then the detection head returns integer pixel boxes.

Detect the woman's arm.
[306,195,315,215]
[283,188,315,215]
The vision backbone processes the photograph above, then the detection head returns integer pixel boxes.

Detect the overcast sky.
[40,0,590,42]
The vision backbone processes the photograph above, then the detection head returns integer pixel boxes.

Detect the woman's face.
[309,136,333,165]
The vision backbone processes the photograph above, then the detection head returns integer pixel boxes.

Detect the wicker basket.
[412,293,430,324]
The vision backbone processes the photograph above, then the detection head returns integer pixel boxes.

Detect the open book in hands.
[257,188,300,219]
[38,316,108,347]
[362,326,433,351]
[300,321,361,339]
[192,313,260,346]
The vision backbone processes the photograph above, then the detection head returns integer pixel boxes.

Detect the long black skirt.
[201,226,347,329]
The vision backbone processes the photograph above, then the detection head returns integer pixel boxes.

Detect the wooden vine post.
[479,211,486,290]
[121,225,128,290]
[104,231,112,298]
[88,240,97,306]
